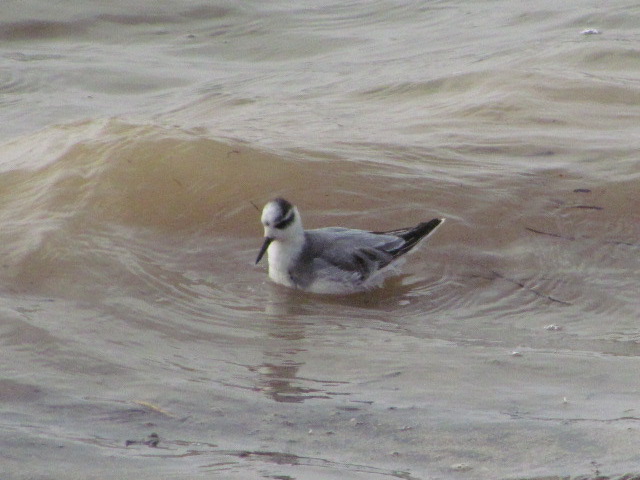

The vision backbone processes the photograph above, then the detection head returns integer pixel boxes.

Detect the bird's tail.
[378,218,445,258]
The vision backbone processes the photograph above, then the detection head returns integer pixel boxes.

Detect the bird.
[255,197,444,294]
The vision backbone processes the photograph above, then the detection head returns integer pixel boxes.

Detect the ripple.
[0,20,90,41]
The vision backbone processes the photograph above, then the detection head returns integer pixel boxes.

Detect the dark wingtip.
[420,218,444,234]
[386,217,445,258]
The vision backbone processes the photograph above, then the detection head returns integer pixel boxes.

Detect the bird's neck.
[268,232,305,272]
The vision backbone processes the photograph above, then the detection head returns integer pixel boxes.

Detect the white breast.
[266,241,298,287]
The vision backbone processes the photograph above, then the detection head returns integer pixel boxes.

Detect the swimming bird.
[255,197,444,294]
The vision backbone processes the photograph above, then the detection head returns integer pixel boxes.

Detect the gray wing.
[304,228,402,281]
[289,221,443,289]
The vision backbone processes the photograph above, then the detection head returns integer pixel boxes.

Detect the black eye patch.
[274,213,295,229]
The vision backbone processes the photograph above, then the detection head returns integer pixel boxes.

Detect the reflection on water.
[258,316,322,403]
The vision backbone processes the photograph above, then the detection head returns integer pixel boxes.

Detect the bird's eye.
[274,214,294,229]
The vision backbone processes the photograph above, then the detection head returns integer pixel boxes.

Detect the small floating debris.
[567,204,603,210]
[451,463,473,472]
[511,351,523,357]
[125,432,160,448]
[581,28,601,35]
[132,400,175,417]
[544,324,563,331]
[573,188,592,193]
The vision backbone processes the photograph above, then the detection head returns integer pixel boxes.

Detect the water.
[1,1,640,479]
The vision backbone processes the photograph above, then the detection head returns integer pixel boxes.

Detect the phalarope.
[255,198,444,294]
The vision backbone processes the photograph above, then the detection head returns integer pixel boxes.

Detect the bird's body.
[255,198,444,294]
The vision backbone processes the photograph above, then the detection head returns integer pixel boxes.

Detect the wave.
[0,119,638,335]
[0,119,387,303]
[0,120,298,294]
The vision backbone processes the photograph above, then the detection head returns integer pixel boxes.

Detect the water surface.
[1,1,639,479]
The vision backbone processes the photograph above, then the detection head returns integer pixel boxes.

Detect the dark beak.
[255,237,273,264]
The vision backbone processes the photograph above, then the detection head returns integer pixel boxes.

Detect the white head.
[255,197,303,264]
